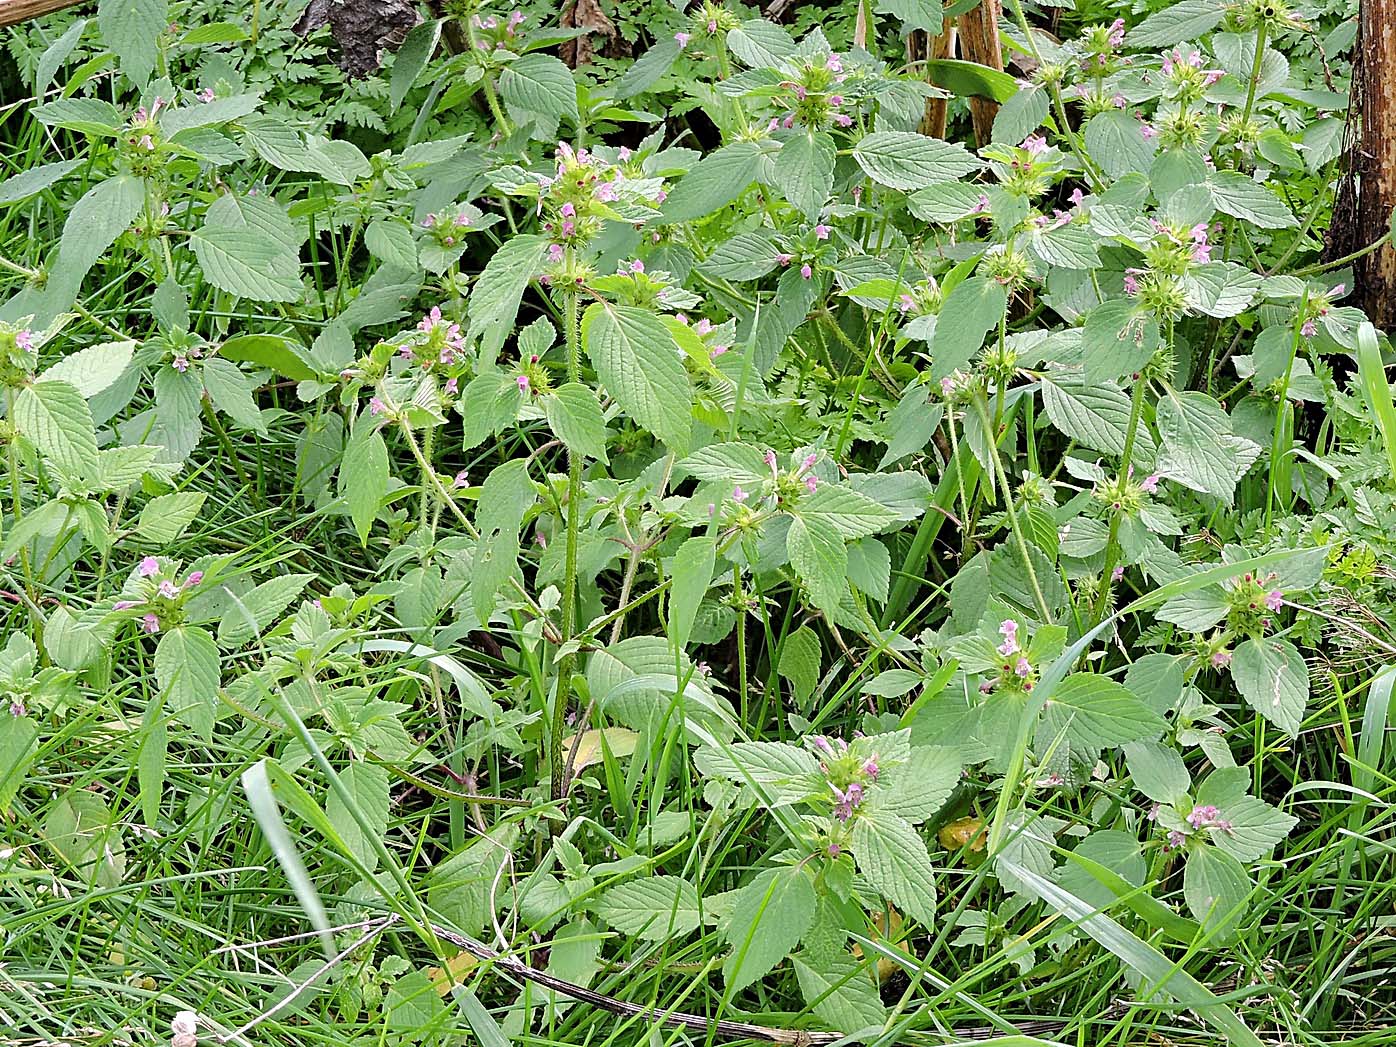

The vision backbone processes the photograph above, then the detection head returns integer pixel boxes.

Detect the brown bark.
[957,0,1004,146]
[1353,0,1396,329]
[0,0,85,28]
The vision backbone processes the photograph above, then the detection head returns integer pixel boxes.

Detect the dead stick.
[0,0,87,29]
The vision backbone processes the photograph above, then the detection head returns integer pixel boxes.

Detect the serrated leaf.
[792,953,886,1032]
[39,339,134,397]
[929,276,1006,379]
[582,302,692,453]
[787,513,847,616]
[1208,172,1296,229]
[660,142,764,224]
[467,234,547,369]
[1041,673,1167,752]
[1184,845,1250,943]
[191,228,303,302]
[98,0,167,85]
[594,876,701,940]
[202,357,267,434]
[155,625,220,740]
[669,536,715,653]
[876,745,961,823]
[853,131,982,191]
[722,866,816,991]
[850,809,937,925]
[14,381,99,477]
[37,174,145,323]
[1084,110,1157,179]
[500,53,579,122]
[390,18,442,111]
[1230,636,1308,737]
[544,382,609,463]
[772,131,836,222]
[340,421,388,546]
[137,491,205,542]
[471,460,535,623]
[778,626,821,703]
[0,159,83,206]
[1129,0,1227,47]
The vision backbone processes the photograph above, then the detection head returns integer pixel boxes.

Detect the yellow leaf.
[938,816,986,852]
[560,727,639,772]
[427,950,479,995]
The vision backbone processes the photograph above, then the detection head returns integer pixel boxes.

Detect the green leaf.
[14,380,99,477]
[798,485,901,539]
[1208,172,1296,229]
[219,334,317,381]
[35,17,88,96]
[660,142,764,224]
[693,741,823,805]
[1184,845,1251,944]
[161,93,261,136]
[594,876,702,940]
[365,218,419,271]
[792,952,886,1032]
[1129,0,1228,47]
[202,357,267,434]
[500,53,579,122]
[37,174,145,323]
[39,339,134,397]
[722,866,816,991]
[669,536,716,653]
[137,491,206,543]
[31,97,123,136]
[339,419,388,548]
[787,513,847,616]
[471,460,535,623]
[0,713,40,815]
[327,762,391,871]
[929,276,1006,378]
[191,228,303,302]
[98,0,167,85]
[544,382,609,463]
[1230,636,1308,737]
[778,626,822,704]
[155,625,221,740]
[581,302,692,453]
[43,789,125,887]
[1040,374,1151,462]
[850,809,937,925]
[1041,673,1167,752]
[0,159,83,205]
[700,232,781,282]
[1084,110,1157,179]
[680,443,771,485]
[876,0,942,33]
[772,131,836,222]
[1156,388,1246,502]
[924,58,1018,102]
[467,234,548,369]
[219,574,315,647]
[390,18,442,111]
[613,38,682,99]
[853,131,982,192]
[1082,300,1160,384]
[876,745,961,823]
[992,83,1049,145]
[1123,741,1191,804]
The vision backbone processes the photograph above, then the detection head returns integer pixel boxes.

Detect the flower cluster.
[112,557,204,634]
[679,0,741,48]
[0,322,37,388]
[809,735,881,824]
[1298,283,1344,339]
[767,54,852,131]
[421,209,474,249]
[470,10,526,51]
[1225,570,1286,637]
[980,618,1040,694]
[1077,18,1128,76]
[1160,48,1224,102]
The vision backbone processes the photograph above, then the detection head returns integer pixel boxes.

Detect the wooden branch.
[0,0,87,29]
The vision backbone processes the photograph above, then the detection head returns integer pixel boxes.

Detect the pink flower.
[560,203,575,218]
[184,571,203,588]
[628,259,645,274]
[776,253,793,266]
[368,397,387,415]
[517,374,530,393]
[508,10,526,30]
[142,614,160,634]
[453,469,470,489]
[972,193,990,215]
[1140,123,1158,140]
[997,619,1019,656]
[709,344,729,358]
[548,243,565,264]
[707,18,717,33]
[833,113,852,127]
[801,453,817,471]
[1301,319,1317,338]
[139,557,160,577]
[800,264,812,279]
[1265,589,1283,611]
[794,85,807,102]
[814,224,829,240]
[197,87,215,102]
[1211,650,1232,669]
[444,377,459,395]
[862,757,879,780]
[596,180,619,202]
[114,600,138,611]
[138,134,155,151]
[805,474,818,493]
[14,329,33,350]
[171,355,189,372]
[618,146,632,161]
[1140,473,1160,493]
[1021,134,1048,156]
[826,55,842,73]
[1123,273,1140,296]
[899,294,915,314]
[831,781,863,821]
[1015,656,1032,677]
[158,580,179,598]
[1112,565,1125,581]
[732,485,748,503]
[828,95,843,107]
[765,449,779,475]
[694,318,713,335]
[1107,18,1125,48]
